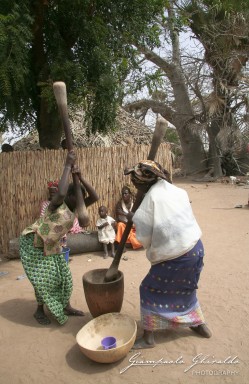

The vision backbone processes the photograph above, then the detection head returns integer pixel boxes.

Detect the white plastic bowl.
[76,313,137,363]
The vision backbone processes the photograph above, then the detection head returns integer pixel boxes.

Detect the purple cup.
[101,336,117,350]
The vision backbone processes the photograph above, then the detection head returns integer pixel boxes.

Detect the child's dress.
[96,216,116,244]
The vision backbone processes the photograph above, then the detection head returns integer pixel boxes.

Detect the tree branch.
[134,44,174,75]
[124,99,174,121]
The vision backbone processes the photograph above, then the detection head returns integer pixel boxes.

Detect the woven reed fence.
[0,143,171,254]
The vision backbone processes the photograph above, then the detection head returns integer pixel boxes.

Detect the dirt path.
[0,179,248,384]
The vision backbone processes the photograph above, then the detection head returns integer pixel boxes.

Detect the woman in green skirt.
[20,150,98,325]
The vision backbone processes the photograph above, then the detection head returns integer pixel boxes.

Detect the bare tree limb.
[124,99,174,121]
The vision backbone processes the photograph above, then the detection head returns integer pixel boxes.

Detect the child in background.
[96,206,116,259]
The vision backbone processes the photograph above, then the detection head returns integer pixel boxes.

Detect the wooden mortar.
[83,268,124,318]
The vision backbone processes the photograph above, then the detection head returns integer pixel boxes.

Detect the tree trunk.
[176,122,207,175]
[31,0,63,149]
[169,67,207,174]
[206,122,223,177]
[135,53,207,174]
[136,15,207,175]
[38,99,63,149]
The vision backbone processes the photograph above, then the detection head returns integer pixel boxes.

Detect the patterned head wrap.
[124,160,171,184]
[47,180,59,189]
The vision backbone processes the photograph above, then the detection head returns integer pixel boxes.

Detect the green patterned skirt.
[19,233,73,324]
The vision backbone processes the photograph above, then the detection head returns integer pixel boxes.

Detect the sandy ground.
[0,178,249,384]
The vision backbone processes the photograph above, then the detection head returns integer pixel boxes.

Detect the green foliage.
[0,1,33,133]
[0,0,166,142]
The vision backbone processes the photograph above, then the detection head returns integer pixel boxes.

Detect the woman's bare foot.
[132,337,155,349]
[190,324,212,338]
[34,306,51,325]
[132,330,155,349]
[64,304,84,316]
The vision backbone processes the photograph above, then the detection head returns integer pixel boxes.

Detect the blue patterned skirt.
[140,240,206,331]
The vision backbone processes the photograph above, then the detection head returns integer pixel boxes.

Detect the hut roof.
[13,108,154,151]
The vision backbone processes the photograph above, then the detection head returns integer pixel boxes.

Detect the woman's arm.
[97,222,109,230]
[72,166,99,207]
[48,151,76,211]
[115,201,128,223]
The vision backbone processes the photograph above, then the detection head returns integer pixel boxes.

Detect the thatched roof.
[13,108,154,151]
